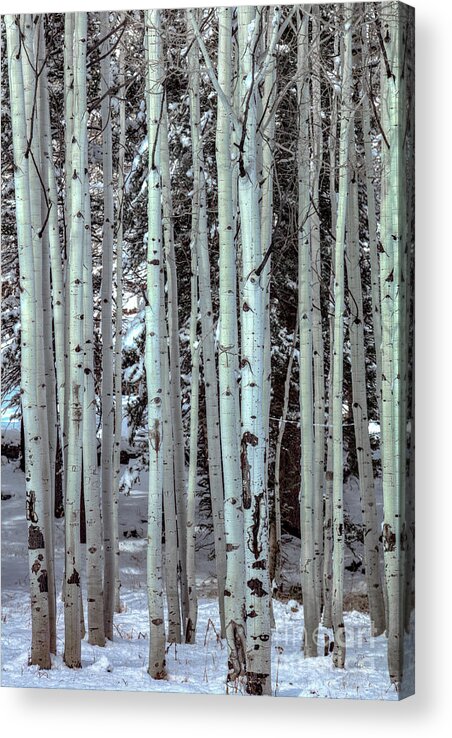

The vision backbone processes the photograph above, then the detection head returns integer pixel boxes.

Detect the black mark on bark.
[28,524,44,550]
[247,578,268,598]
[38,569,48,593]
[383,523,396,552]
[67,568,80,586]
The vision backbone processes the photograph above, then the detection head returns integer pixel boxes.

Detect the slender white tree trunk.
[297,7,318,659]
[36,28,58,550]
[82,131,105,647]
[100,11,116,641]
[113,17,126,614]
[37,20,66,512]
[160,105,190,629]
[63,11,88,668]
[331,4,354,670]
[361,28,382,418]
[6,13,51,669]
[186,11,227,638]
[346,130,386,636]
[217,6,246,682]
[238,5,272,696]
[322,317,334,630]
[379,0,409,689]
[186,220,200,645]
[310,6,325,620]
[63,13,74,489]
[259,8,277,609]
[145,9,166,678]
[21,13,57,657]
[160,267,182,644]
[323,62,338,631]
[260,9,275,490]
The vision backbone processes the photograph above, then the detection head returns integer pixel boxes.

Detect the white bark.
[217,6,246,682]
[64,11,88,668]
[160,267,182,644]
[186,223,200,645]
[21,13,57,657]
[186,10,226,638]
[310,6,325,619]
[361,28,382,418]
[331,4,354,670]
[6,13,51,669]
[100,10,116,641]
[259,5,276,441]
[323,54,339,630]
[259,8,277,599]
[160,105,190,628]
[322,317,334,630]
[238,5,271,696]
[113,18,126,614]
[36,25,58,548]
[297,7,318,658]
[346,131,385,636]
[64,14,74,248]
[379,0,409,688]
[37,20,66,511]
[82,131,105,646]
[62,13,74,482]
[145,9,166,678]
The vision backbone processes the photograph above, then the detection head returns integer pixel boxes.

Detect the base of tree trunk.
[332,624,346,668]
[246,671,271,696]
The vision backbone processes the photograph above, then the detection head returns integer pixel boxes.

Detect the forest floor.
[1,454,398,699]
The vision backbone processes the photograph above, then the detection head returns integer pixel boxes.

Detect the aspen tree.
[323,50,339,630]
[379,0,410,688]
[361,27,382,417]
[186,207,200,646]
[297,6,318,658]
[35,17,58,549]
[255,7,264,220]
[23,13,56,634]
[145,8,166,678]
[63,11,88,668]
[186,10,227,638]
[331,3,354,670]
[310,6,325,617]
[322,319,334,630]
[259,8,277,601]
[346,128,385,636]
[21,13,57,656]
[232,45,241,324]
[161,105,189,628]
[217,6,246,681]
[113,16,126,614]
[160,266,182,644]
[37,20,66,510]
[100,10,116,641]
[237,4,274,696]
[62,13,74,487]
[64,14,74,243]
[6,13,51,669]
[82,135,105,646]
[259,6,274,448]
[397,9,411,660]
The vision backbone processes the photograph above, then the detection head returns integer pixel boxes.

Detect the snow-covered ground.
[1,457,399,699]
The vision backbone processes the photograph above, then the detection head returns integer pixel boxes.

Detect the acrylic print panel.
[1,2,414,699]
